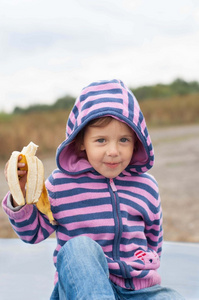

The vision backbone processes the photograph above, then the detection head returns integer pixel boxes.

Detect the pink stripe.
[121,230,145,240]
[147,135,152,146]
[145,222,161,232]
[53,172,102,180]
[34,229,48,243]
[129,268,147,277]
[140,118,146,133]
[141,166,148,172]
[66,126,72,136]
[120,202,156,221]
[118,185,157,203]
[54,272,58,285]
[56,231,114,242]
[51,191,110,207]
[118,175,158,193]
[122,85,129,118]
[39,215,56,233]
[83,93,123,102]
[12,216,38,233]
[121,217,144,227]
[132,96,140,126]
[66,97,82,134]
[2,201,34,223]
[51,180,107,192]
[102,244,113,252]
[53,204,112,219]
[65,218,114,231]
[53,256,57,264]
[108,260,147,280]
[67,114,75,135]
[12,214,55,243]
[53,245,62,265]
[109,274,126,289]
[77,101,124,125]
[145,232,161,243]
[119,189,159,209]
[119,242,147,254]
[107,260,120,270]
[81,82,122,94]
[55,243,62,253]
[149,149,153,156]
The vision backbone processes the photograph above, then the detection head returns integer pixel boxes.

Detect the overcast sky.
[0,0,199,112]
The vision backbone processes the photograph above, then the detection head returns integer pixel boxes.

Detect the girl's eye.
[120,137,128,143]
[97,138,105,143]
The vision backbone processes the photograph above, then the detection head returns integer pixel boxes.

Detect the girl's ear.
[80,144,85,151]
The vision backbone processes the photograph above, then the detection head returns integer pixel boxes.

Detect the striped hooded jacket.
[3,79,163,291]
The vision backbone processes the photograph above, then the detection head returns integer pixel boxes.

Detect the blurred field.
[0,94,199,241]
[0,93,199,159]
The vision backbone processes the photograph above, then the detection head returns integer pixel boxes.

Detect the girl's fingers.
[18,162,26,169]
[18,170,27,178]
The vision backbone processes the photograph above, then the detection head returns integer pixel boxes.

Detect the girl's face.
[81,118,136,178]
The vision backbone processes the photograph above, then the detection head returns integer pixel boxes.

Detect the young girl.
[3,79,184,299]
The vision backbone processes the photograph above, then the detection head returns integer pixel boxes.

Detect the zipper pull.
[110,178,117,192]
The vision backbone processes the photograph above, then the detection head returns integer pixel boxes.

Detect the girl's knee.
[68,235,96,247]
[58,236,104,262]
[57,236,109,277]
[66,236,100,252]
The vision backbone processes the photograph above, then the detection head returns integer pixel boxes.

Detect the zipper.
[110,178,117,192]
[109,178,121,260]
[109,178,129,281]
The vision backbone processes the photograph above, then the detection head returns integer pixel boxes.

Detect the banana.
[7,142,56,225]
[7,151,26,206]
[36,183,56,225]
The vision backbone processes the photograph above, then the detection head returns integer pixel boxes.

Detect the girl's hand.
[4,155,27,207]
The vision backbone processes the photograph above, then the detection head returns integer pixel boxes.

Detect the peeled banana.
[7,142,56,225]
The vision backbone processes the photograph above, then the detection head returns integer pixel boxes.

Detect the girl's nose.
[106,143,119,157]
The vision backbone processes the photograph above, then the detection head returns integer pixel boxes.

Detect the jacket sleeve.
[2,191,57,244]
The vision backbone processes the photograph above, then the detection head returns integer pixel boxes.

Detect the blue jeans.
[50,236,185,300]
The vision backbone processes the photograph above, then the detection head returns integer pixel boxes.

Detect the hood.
[56,79,154,175]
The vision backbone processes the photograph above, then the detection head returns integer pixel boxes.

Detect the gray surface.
[0,239,198,300]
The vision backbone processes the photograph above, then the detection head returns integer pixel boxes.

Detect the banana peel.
[7,142,56,225]
[36,183,57,225]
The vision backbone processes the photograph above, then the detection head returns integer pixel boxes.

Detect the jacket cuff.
[2,192,33,220]
[7,194,24,212]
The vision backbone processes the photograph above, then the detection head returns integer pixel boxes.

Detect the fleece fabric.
[2,79,163,291]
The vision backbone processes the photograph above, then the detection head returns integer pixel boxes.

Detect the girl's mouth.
[105,163,119,169]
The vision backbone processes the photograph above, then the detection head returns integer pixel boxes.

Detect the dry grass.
[0,109,70,160]
[0,94,199,160]
[140,93,199,127]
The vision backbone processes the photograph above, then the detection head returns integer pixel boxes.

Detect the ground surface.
[0,124,199,242]
[1,239,199,300]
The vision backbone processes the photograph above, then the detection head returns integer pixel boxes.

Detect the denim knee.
[57,236,110,282]
[57,236,106,265]
[65,235,99,250]
[55,236,114,299]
